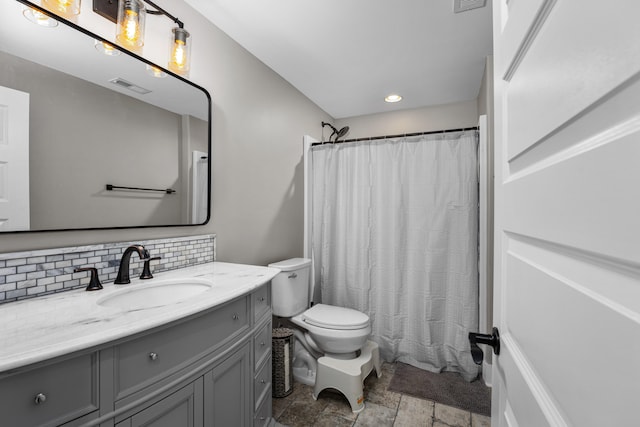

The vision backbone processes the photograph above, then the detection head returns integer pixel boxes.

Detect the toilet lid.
[302,304,369,330]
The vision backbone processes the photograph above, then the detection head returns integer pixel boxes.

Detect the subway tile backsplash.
[0,234,215,304]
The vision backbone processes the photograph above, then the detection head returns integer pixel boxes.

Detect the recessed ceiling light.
[384,94,402,103]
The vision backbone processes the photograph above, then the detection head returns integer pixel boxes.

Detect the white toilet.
[269,257,381,413]
[291,303,371,357]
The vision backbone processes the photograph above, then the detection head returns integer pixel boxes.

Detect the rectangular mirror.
[0,0,211,232]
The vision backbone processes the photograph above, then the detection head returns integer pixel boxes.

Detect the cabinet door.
[116,378,203,427]
[204,342,251,426]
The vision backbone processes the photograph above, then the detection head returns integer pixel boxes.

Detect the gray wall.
[0,1,332,265]
[0,52,183,229]
[335,99,478,139]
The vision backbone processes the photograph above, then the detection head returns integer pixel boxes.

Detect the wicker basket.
[272,328,294,397]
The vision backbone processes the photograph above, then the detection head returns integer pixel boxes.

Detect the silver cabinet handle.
[149,352,158,361]
[258,296,265,302]
[260,341,266,347]
[288,273,297,279]
[34,393,47,405]
[232,313,239,320]
[260,379,266,384]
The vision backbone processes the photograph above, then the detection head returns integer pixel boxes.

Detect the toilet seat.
[302,304,369,330]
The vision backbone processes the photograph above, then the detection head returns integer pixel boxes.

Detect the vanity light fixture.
[22,4,59,27]
[93,0,193,76]
[384,94,403,103]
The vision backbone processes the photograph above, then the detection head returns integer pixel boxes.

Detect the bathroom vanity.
[0,262,278,427]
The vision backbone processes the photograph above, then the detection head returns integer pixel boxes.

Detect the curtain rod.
[311,126,478,146]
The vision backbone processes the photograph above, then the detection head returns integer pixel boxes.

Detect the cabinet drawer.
[253,283,270,321]
[253,393,272,427]
[253,320,271,369]
[0,353,98,427]
[115,296,249,400]
[253,357,271,410]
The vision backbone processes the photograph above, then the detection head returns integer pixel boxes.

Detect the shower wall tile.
[0,234,216,304]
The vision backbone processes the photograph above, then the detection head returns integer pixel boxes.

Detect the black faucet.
[114,245,150,284]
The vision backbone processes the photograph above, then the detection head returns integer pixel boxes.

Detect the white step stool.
[312,340,382,413]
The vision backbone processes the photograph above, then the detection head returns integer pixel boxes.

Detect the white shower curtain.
[311,131,479,381]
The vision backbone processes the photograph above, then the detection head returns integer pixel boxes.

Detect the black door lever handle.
[468,327,500,365]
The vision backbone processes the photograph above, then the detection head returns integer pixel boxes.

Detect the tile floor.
[273,363,491,427]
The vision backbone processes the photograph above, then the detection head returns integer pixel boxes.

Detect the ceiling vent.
[108,78,151,95]
[453,0,486,13]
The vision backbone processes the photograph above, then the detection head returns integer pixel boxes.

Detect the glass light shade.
[42,0,81,17]
[116,0,145,51]
[168,27,191,76]
[146,64,167,78]
[23,6,58,27]
[94,40,121,56]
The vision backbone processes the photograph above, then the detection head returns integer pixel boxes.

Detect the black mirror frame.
[4,0,212,234]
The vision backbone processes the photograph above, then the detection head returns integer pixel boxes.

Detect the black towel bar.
[106,184,176,194]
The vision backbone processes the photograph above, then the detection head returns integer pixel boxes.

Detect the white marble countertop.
[0,262,280,373]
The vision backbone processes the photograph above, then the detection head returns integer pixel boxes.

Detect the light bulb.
[168,27,191,76]
[116,0,145,51]
[123,11,140,42]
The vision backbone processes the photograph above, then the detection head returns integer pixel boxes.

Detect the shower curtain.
[311,131,479,381]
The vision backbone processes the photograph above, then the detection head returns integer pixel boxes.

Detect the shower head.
[334,126,349,142]
[321,122,349,143]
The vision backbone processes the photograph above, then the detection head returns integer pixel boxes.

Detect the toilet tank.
[268,258,312,317]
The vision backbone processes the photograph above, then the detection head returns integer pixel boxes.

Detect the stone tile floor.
[273,363,491,427]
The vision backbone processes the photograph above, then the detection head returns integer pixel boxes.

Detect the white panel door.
[0,85,29,231]
[492,0,640,426]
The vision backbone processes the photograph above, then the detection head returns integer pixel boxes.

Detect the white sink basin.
[97,278,214,311]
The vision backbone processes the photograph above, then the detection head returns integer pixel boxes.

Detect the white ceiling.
[185,0,493,119]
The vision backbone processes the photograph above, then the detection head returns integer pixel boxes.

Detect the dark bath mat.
[388,363,491,416]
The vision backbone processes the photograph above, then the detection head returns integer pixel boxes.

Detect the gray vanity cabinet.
[0,282,273,427]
